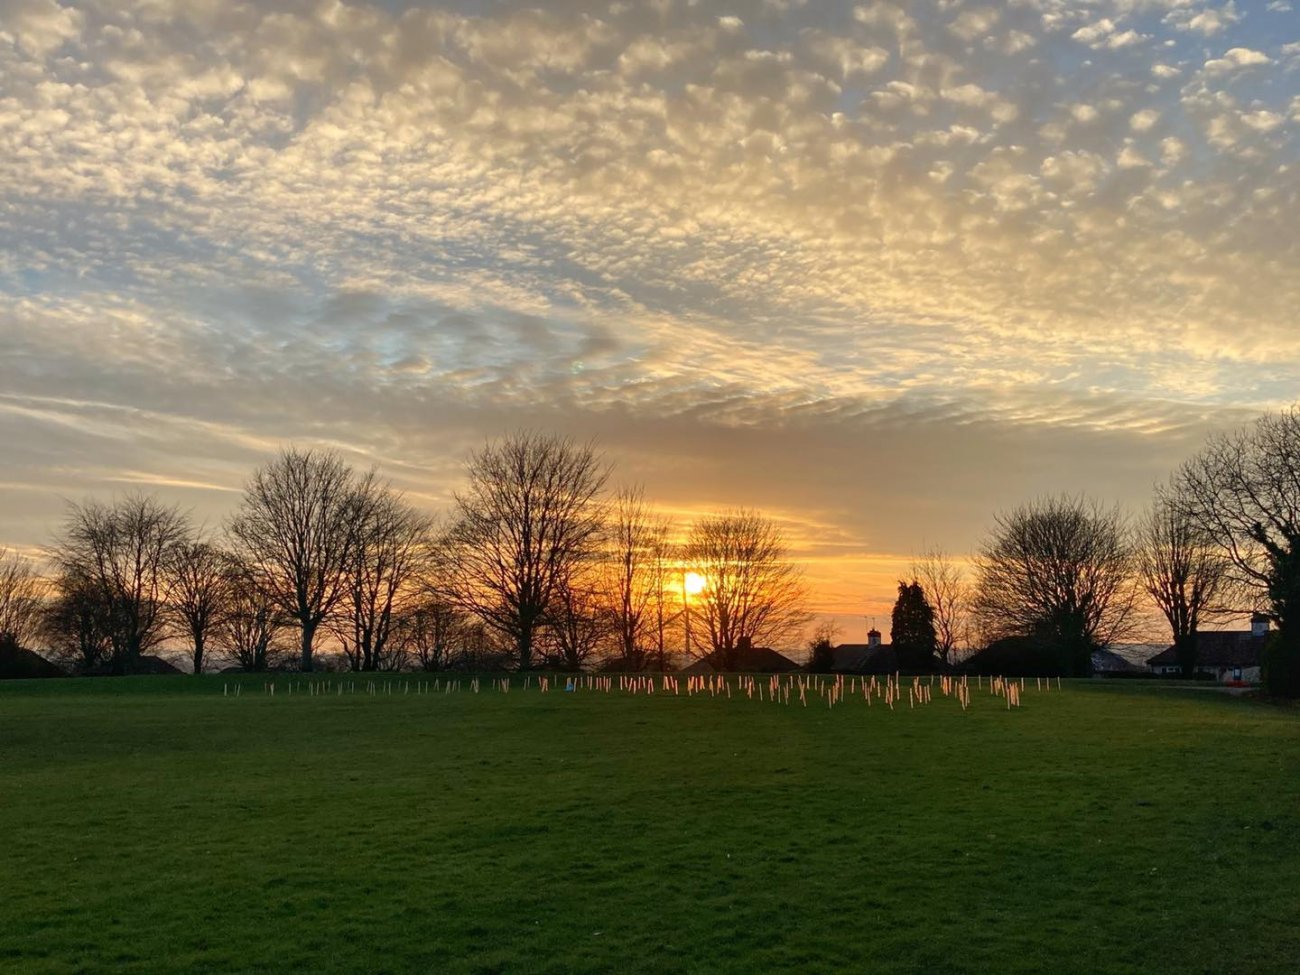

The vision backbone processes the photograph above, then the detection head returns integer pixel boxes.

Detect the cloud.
[1072,19,1146,51]
[0,0,83,56]
[1203,47,1272,77]
[1166,3,1242,36]
[949,8,1000,43]
[1130,109,1160,132]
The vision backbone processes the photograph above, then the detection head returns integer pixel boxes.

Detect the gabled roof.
[680,645,800,674]
[1146,631,1266,668]
[1091,648,1146,673]
[0,639,67,679]
[830,643,898,674]
[1103,643,1166,667]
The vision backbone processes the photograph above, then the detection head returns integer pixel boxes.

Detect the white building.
[1146,615,1270,684]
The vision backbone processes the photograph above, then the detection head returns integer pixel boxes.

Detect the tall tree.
[446,432,608,670]
[0,548,44,649]
[973,496,1136,677]
[335,490,432,672]
[646,534,680,671]
[166,539,232,675]
[219,558,285,672]
[397,595,468,672]
[603,487,672,670]
[543,563,609,670]
[1137,485,1233,678]
[911,548,969,667]
[1176,405,1300,695]
[683,509,809,670]
[891,580,937,671]
[50,495,190,673]
[229,448,375,671]
[42,570,113,672]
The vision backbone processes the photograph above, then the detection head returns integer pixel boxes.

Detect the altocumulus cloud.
[0,0,1297,617]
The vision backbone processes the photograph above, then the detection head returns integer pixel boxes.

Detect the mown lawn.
[1,675,1297,974]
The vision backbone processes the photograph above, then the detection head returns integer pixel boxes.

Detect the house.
[0,638,67,680]
[82,654,185,677]
[962,634,1067,677]
[1146,615,1270,683]
[1092,644,1163,676]
[830,628,898,674]
[680,636,800,674]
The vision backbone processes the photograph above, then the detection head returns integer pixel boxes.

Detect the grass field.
[2,675,1298,975]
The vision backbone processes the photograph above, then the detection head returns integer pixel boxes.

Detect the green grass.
[2,675,1298,974]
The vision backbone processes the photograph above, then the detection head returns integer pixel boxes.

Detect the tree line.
[1,405,1298,696]
[0,432,808,677]
[806,405,1300,695]
[1009,403,1300,696]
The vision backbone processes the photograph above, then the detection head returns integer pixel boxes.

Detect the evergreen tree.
[807,637,834,673]
[891,580,937,671]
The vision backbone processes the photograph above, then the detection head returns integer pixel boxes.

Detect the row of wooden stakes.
[225,671,1060,711]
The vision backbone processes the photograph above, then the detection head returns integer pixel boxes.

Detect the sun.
[683,571,707,596]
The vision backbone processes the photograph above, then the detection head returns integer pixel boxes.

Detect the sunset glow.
[5,6,1300,972]
[683,572,708,598]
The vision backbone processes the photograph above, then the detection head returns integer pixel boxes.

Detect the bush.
[807,639,834,674]
[962,635,1073,678]
[1262,631,1300,697]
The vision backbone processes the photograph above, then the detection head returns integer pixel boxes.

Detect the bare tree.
[42,570,113,671]
[1175,405,1300,694]
[646,534,680,671]
[334,490,432,672]
[0,548,44,648]
[809,619,841,646]
[453,620,512,672]
[543,563,610,670]
[806,619,841,673]
[602,487,672,670]
[50,495,190,674]
[911,548,970,668]
[219,559,286,672]
[166,539,232,675]
[973,496,1137,676]
[396,595,468,672]
[683,509,810,670]
[446,432,608,670]
[1137,485,1234,678]
[229,448,375,671]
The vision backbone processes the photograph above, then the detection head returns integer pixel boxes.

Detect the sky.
[2,0,1298,635]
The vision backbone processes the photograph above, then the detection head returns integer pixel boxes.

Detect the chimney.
[1251,613,1270,639]
[736,636,752,653]
[867,628,882,649]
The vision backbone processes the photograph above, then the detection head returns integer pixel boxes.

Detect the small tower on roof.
[1251,612,1270,638]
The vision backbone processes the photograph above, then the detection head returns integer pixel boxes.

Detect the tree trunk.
[300,622,315,672]
[110,637,128,676]
[1175,631,1198,679]
[1266,552,1300,695]
[192,632,205,676]
[1058,634,1091,678]
[517,627,532,670]
[1264,622,1300,697]
[119,633,142,675]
